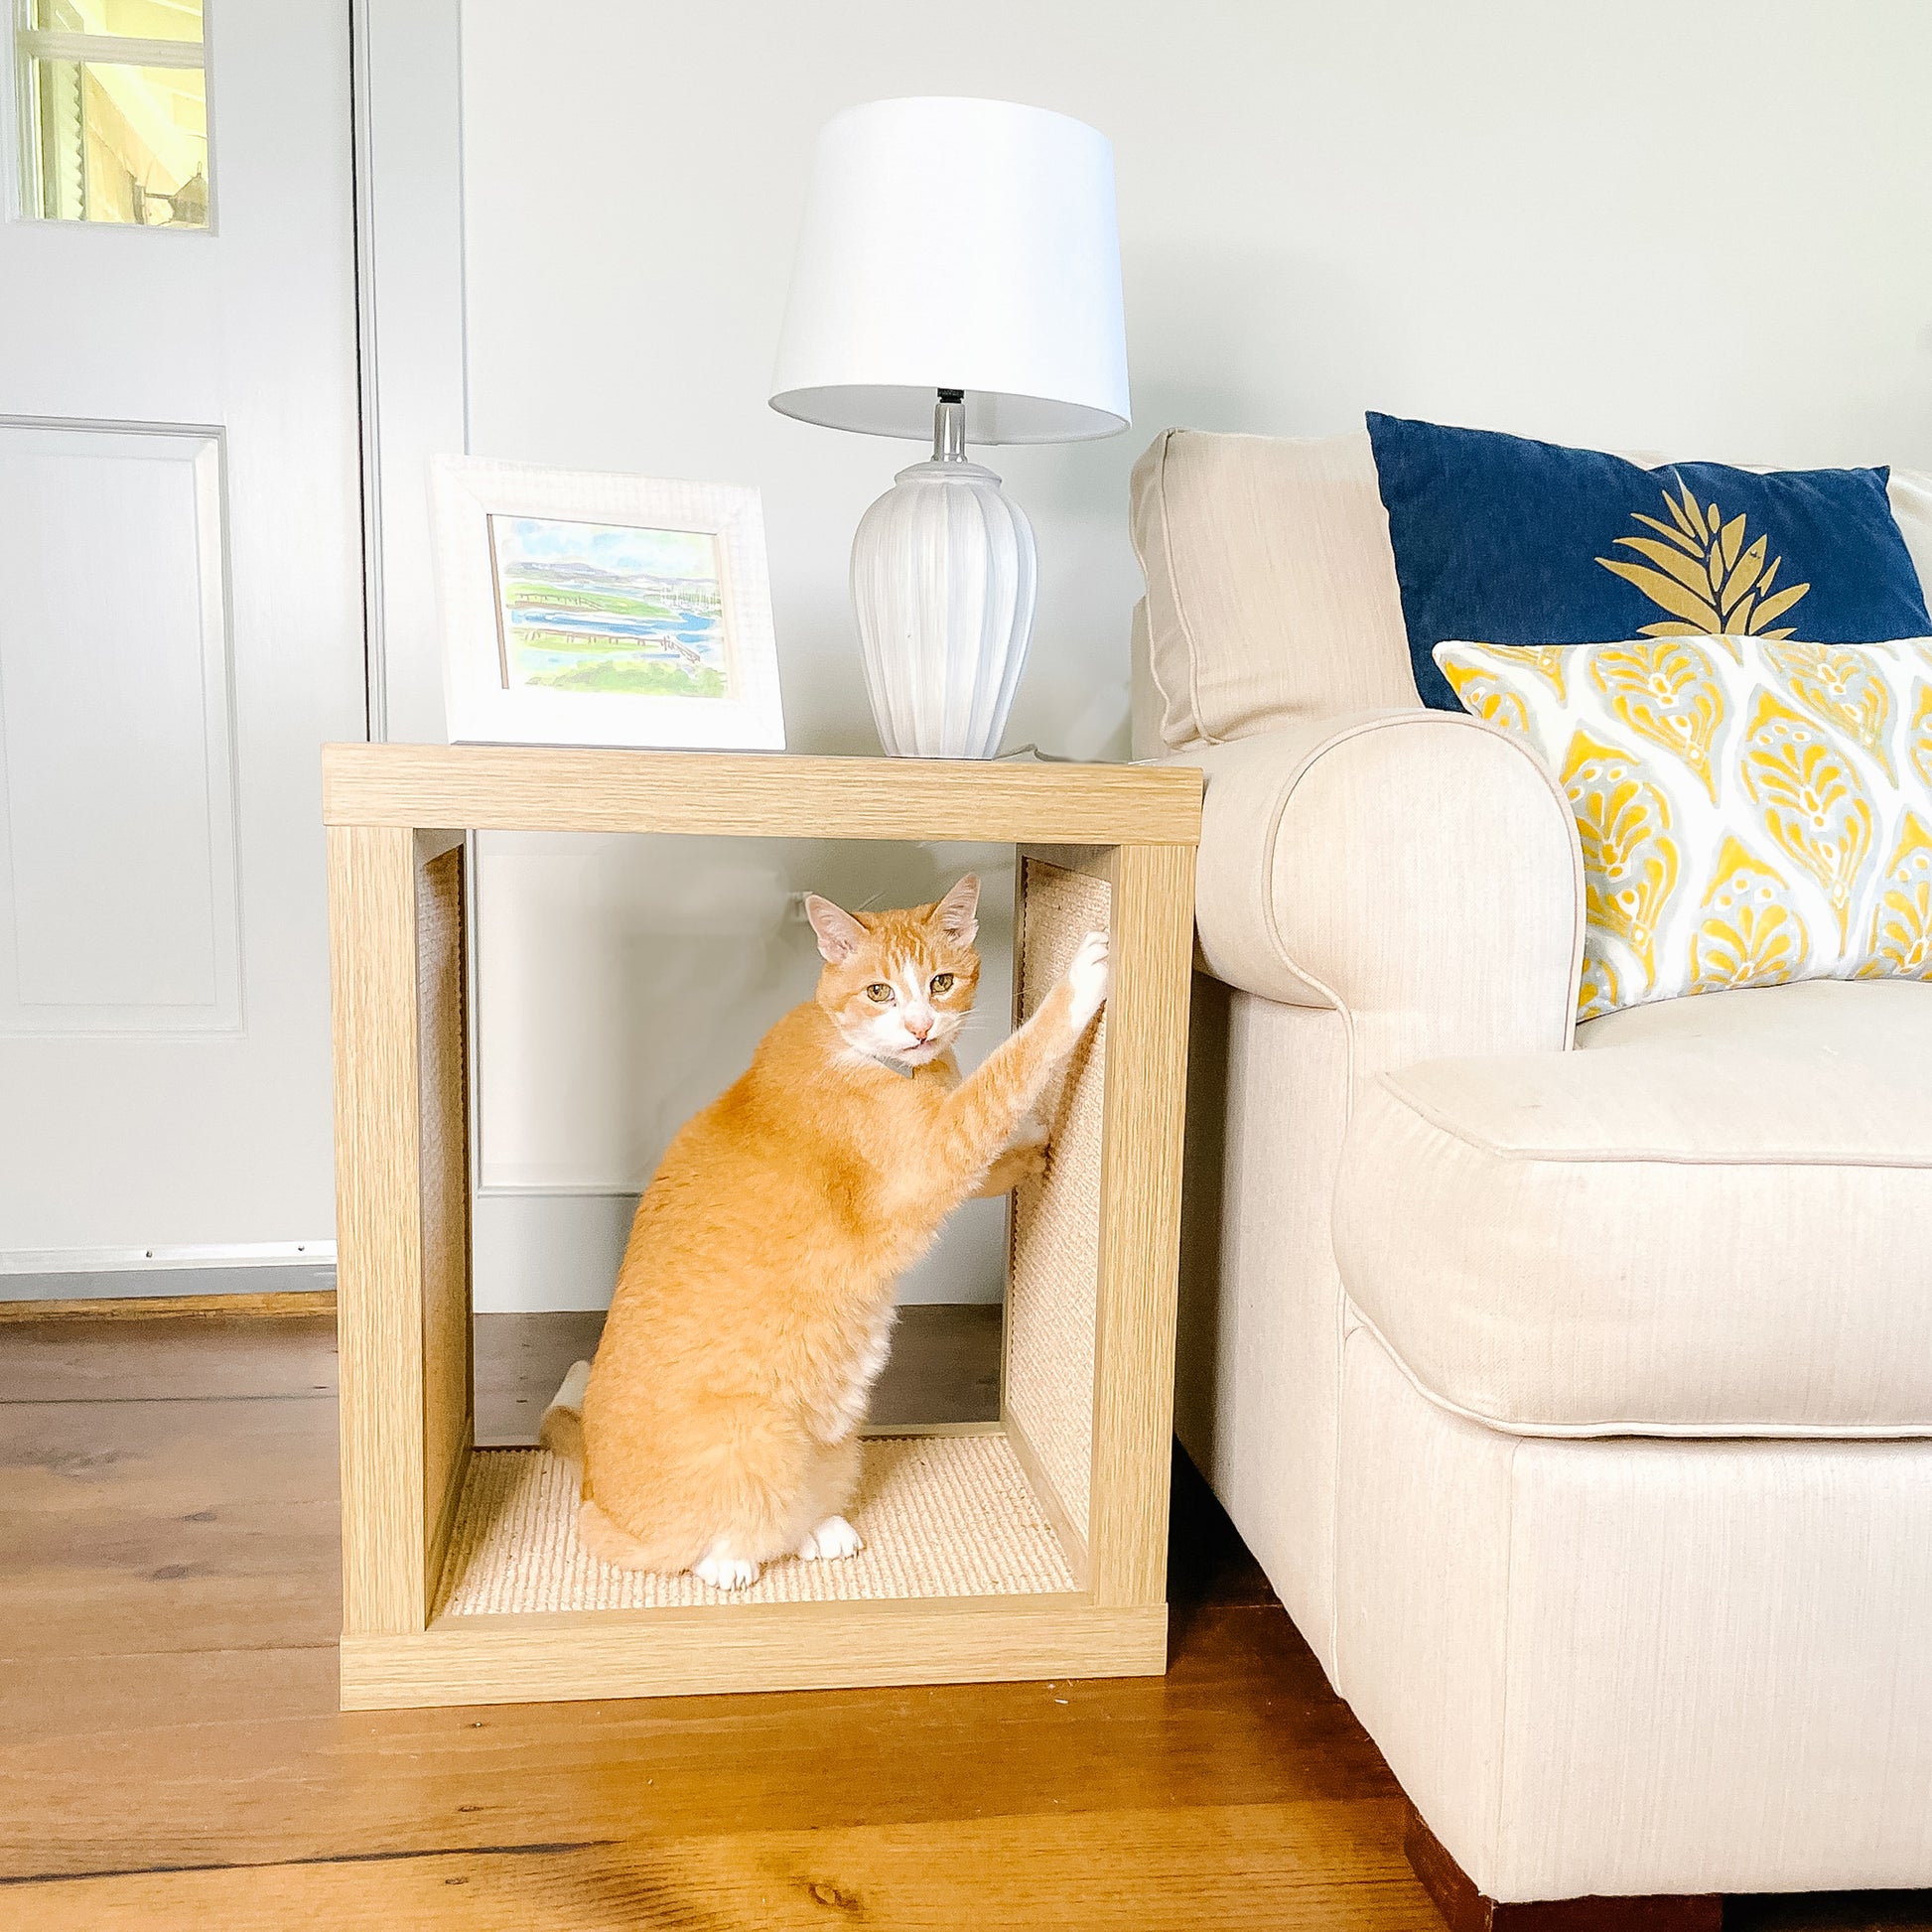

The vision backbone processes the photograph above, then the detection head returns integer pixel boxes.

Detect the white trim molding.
[348,0,468,747]
[1,1240,336,1275]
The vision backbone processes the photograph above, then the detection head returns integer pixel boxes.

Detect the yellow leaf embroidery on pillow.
[1435,651,1532,737]
[1738,686,1874,947]
[1859,812,1932,979]
[1577,953,1622,1022]
[1588,637,1725,801]
[1910,680,1932,790]
[1560,729,1680,991]
[1764,640,1896,783]
[1595,480,1808,640]
[1690,835,1809,993]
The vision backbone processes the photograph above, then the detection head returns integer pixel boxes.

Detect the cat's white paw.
[797,1515,863,1562]
[1064,928,1110,1030]
[693,1547,761,1590]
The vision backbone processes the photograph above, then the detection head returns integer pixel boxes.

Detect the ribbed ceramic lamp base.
[850,458,1037,759]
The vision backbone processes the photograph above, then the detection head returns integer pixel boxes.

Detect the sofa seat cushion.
[1331,979,1932,1437]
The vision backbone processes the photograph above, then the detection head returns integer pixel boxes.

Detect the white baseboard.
[0,1259,338,1302]
[0,1241,336,1276]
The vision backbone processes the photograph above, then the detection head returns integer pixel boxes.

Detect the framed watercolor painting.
[428,457,785,749]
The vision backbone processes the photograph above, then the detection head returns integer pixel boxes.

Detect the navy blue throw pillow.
[1366,412,1932,711]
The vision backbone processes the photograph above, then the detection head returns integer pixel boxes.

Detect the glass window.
[18,0,208,228]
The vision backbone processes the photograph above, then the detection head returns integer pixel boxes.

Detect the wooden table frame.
[323,745,1201,1710]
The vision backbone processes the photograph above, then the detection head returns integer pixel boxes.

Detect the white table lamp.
[770,97,1130,759]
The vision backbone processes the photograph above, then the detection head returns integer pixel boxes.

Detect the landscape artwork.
[487,513,732,701]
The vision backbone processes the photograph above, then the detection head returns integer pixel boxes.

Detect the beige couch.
[1134,428,1932,1907]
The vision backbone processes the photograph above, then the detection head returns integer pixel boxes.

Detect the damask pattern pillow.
[1433,634,1932,1020]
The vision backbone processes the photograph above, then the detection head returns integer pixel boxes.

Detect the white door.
[0,0,363,1267]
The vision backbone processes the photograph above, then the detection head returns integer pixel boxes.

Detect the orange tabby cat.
[539,874,1107,1589]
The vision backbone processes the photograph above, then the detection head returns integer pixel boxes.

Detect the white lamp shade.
[769,97,1130,445]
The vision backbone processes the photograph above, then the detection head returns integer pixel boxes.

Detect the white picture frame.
[428,456,786,750]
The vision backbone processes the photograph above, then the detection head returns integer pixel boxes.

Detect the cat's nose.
[907,1015,932,1041]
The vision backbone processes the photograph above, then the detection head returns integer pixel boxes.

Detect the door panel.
[0,424,237,1031]
[0,1,363,1259]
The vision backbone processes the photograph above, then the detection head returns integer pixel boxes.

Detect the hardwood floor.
[0,1306,1927,1930]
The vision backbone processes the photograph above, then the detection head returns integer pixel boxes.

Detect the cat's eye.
[929,973,955,994]
[865,983,895,1003]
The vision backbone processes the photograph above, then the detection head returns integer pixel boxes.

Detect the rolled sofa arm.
[1176,709,1585,1066]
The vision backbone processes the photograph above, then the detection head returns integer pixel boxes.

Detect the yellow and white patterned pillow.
[1433,634,1932,1020]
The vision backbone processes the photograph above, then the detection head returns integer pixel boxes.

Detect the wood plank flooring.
[0,1306,1927,1930]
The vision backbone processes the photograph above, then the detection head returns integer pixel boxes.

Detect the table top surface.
[321,743,1202,846]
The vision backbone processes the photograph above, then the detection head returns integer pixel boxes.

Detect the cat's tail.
[538,1359,591,1467]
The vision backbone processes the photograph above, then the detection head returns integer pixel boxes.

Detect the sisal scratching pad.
[1007,860,1107,1539]
[437,1435,1076,1615]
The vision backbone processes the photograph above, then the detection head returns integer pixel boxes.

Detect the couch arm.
[1178,710,1585,1067]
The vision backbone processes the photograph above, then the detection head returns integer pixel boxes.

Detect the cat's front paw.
[797,1515,863,1562]
[1064,928,1110,1030]
[694,1547,761,1590]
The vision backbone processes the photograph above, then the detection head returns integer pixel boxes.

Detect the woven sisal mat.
[1007,859,1108,1540]
[436,1435,1076,1615]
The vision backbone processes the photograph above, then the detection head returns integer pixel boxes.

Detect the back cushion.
[1129,425,1932,755]
[1129,429,1417,749]
[1891,469,1932,608]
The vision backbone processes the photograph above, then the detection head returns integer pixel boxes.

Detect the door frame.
[350,0,467,748]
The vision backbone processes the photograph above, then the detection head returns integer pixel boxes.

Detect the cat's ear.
[804,893,868,964]
[931,874,980,946]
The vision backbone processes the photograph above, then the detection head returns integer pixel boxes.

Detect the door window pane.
[19,0,208,227]
[32,0,203,40]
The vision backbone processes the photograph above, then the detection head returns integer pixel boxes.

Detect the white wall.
[451,0,1932,1309]
[470,836,1017,1311]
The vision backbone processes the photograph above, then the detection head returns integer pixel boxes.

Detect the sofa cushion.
[1330,978,1932,1437]
[1128,424,1932,753]
[1368,412,1932,711]
[1129,429,1417,748]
